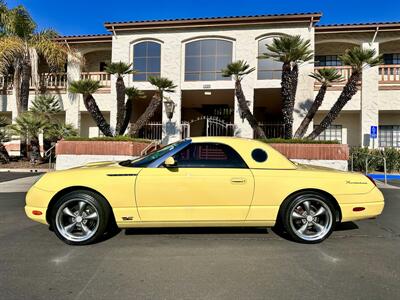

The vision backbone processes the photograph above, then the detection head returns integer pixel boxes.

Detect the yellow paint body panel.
[25,137,384,229]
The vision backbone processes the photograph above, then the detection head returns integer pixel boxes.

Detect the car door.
[135,142,254,222]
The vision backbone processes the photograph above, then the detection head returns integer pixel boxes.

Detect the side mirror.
[164,156,176,168]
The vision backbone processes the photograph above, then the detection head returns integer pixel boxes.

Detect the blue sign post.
[370,126,378,149]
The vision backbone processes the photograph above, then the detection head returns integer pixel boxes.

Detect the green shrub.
[63,136,152,142]
[349,147,400,173]
[258,138,339,144]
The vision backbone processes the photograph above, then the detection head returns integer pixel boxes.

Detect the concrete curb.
[0,168,52,173]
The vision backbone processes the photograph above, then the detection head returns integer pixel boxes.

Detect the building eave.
[316,22,400,34]
[54,34,112,44]
[104,12,322,32]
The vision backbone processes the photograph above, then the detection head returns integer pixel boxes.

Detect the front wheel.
[281,193,336,244]
[50,190,111,245]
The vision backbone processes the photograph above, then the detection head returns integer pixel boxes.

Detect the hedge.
[258,138,339,144]
[349,147,400,173]
[63,136,152,142]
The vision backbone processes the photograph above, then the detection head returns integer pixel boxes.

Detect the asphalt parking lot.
[0,173,399,300]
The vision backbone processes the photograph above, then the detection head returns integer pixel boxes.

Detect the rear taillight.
[366,175,377,187]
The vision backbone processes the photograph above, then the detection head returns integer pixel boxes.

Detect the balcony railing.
[379,65,400,84]
[36,73,68,89]
[81,72,111,88]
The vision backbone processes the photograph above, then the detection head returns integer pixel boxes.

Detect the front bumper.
[25,186,55,225]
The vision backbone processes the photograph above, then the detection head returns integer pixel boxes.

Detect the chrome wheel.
[289,196,333,242]
[55,198,100,242]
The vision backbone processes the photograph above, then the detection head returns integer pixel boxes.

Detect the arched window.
[185,39,232,81]
[133,41,161,81]
[258,37,283,80]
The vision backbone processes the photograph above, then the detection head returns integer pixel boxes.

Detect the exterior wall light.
[164,99,176,120]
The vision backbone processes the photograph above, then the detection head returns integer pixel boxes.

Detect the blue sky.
[7,0,400,36]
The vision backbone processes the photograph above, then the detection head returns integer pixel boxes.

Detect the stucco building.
[1,12,400,149]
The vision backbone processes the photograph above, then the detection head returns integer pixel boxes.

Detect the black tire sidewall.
[281,192,336,244]
[50,190,110,245]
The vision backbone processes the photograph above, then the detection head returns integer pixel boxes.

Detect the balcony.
[0,72,111,94]
[379,65,400,89]
[314,66,353,90]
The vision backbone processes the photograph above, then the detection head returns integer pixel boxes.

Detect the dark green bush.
[349,147,400,173]
[258,138,339,144]
[63,136,152,142]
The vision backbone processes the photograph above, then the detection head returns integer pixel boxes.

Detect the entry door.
[135,143,254,222]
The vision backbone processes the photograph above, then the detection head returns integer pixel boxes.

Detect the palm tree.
[30,94,62,120]
[260,35,313,139]
[104,62,136,135]
[221,60,266,139]
[69,79,113,137]
[294,68,343,138]
[0,2,75,114]
[308,47,382,140]
[129,76,176,137]
[45,122,78,142]
[10,112,47,163]
[0,115,10,163]
[121,87,145,135]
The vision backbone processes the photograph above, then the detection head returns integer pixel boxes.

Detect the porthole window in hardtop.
[173,143,247,168]
[252,148,268,162]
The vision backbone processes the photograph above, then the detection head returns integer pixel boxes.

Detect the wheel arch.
[278,188,342,223]
[46,186,116,225]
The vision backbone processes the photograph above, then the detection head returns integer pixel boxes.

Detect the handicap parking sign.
[370,126,378,139]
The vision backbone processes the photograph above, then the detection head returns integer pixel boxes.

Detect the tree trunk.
[115,76,126,135]
[294,84,328,138]
[235,80,266,139]
[83,94,113,137]
[119,98,132,136]
[29,136,42,164]
[290,64,299,112]
[13,66,22,114]
[130,92,161,137]
[281,62,293,139]
[0,143,10,164]
[20,58,31,113]
[308,72,361,140]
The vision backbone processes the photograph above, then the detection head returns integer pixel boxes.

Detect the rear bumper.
[336,187,385,222]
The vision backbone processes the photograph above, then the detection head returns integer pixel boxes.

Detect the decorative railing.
[81,72,111,88]
[379,65,400,84]
[314,66,352,85]
[36,73,67,89]
[138,122,162,140]
[255,123,285,139]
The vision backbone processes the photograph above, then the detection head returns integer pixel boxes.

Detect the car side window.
[173,143,248,168]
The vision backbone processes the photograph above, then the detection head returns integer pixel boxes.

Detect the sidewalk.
[0,175,41,192]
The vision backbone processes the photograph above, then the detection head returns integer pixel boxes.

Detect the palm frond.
[30,94,62,116]
[339,47,383,72]
[221,60,255,81]
[0,4,36,38]
[104,61,136,76]
[125,87,145,100]
[9,111,48,138]
[0,35,24,73]
[309,68,343,85]
[261,35,313,64]
[148,76,176,93]
[44,122,78,141]
[69,79,101,95]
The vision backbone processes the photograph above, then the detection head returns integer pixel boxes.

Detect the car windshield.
[119,141,183,168]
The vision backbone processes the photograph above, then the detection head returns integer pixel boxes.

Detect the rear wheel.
[50,190,111,245]
[281,193,335,244]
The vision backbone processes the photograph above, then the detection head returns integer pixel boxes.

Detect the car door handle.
[231,178,246,184]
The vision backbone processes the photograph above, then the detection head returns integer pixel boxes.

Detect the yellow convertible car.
[25,137,384,245]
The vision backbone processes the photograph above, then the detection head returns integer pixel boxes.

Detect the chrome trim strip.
[148,139,192,168]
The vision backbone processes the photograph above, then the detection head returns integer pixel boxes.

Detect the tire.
[50,190,111,245]
[280,192,336,244]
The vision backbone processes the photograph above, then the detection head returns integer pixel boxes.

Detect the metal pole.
[383,157,387,185]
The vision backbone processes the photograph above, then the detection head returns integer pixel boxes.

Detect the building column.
[162,89,181,144]
[233,84,253,138]
[66,52,81,131]
[361,42,380,148]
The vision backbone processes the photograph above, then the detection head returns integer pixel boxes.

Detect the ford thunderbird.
[25,137,384,245]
